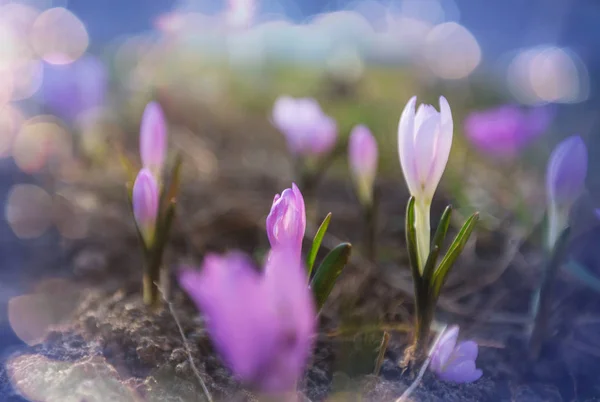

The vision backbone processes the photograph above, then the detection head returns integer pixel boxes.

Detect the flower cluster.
[122,91,592,395]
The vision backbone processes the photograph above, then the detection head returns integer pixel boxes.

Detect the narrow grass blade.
[430,212,479,298]
[307,213,332,278]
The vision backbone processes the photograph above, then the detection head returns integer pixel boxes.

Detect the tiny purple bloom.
[266,183,306,256]
[132,168,159,239]
[464,105,551,157]
[178,246,316,394]
[546,136,587,207]
[271,96,338,156]
[430,325,482,383]
[348,124,378,205]
[140,102,167,176]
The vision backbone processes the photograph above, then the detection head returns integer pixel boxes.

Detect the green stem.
[363,197,377,262]
[414,199,431,273]
[529,227,570,359]
[143,271,160,310]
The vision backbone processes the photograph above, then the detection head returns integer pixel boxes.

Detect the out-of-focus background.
[0,0,599,399]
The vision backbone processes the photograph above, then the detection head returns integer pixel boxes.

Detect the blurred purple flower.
[271,96,338,156]
[546,136,587,207]
[430,325,482,383]
[140,102,167,176]
[178,247,316,394]
[132,168,159,241]
[266,183,306,256]
[464,105,551,157]
[40,54,107,122]
[348,124,378,205]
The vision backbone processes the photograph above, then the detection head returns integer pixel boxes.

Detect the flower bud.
[140,102,167,176]
[398,96,453,203]
[545,135,587,248]
[132,168,159,243]
[266,184,306,255]
[348,125,378,205]
[430,325,482,383]
[271,96,338,157]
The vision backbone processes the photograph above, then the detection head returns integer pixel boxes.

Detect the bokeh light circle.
[423,22,481,79]
[30,7,89,65]
[5,184,53,239]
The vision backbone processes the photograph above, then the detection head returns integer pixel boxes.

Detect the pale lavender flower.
[132,168,159,241]
[546,136,587,247]
[398,96,453,269]
[464,105,551,157]
[178,247,316,394]
[398,96,453,202]
[430,325,482,383]
[140,102,167,176]
[348,125,378,205]
[271,96,338,156]
[266,183,306,255]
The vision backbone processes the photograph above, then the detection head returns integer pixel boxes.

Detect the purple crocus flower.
[348,124,378,205]
[132,168,159,242]
[178,246,316,394]
[271,96,338,157]
[40,54,107,123]
[140,102,167,176]
[545,135,587,247]
[429,325,482,383]
[464,105,551,158]
[266,183,306,256]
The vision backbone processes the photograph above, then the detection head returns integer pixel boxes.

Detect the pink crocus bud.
[398,96,453,203]
[266,183,306,255]
[140,102,167,176]
[271,96,338,157]
[132,168,159,243]
[177,246,316,395]
[348,124,378,206]
[429,325,482,383]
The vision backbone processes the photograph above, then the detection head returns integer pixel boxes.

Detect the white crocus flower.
[398,96,453,271]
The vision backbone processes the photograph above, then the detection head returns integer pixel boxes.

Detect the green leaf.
[160,153,183,211]
[310,243,352,310]
[307,213,332,278]
[430,212,479,299]
[422,205,452,285]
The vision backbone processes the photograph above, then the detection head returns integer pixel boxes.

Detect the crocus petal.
[132,168,159,232]
[450,340,479,365]
[430,325,459,372]
[424,98,453,200]
[546,136,587,206]
[140,102,167,174]
[413,114,440,193]
[414,103,439,134]
[398,96,418,195]
[437,360,483,383]
[178,253,275,382]
[260,246,316,392]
